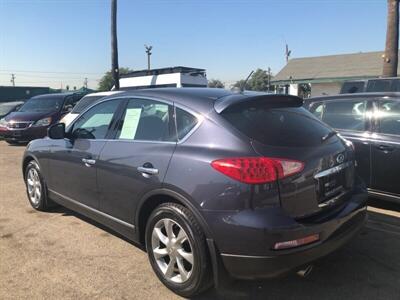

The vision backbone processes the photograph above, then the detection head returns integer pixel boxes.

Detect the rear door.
[370,98,400,196]
[97,98,177,224]
[309,99,372,187]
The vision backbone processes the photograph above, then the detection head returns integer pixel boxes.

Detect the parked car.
[340,77,400,94]
[60,91,124,127]
[305,92,400,203]
[0,93,82,144]
[23,88,367,297]
[0,101,24,118]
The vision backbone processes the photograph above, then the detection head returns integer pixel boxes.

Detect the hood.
[4,111,58,122]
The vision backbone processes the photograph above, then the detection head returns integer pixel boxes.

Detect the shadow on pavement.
[46,200,400,300]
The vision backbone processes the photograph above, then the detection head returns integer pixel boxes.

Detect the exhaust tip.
[297,265,313,278]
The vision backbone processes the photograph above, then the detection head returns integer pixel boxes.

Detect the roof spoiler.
[214,93,304,113]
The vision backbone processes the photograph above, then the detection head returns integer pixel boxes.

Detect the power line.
[0,69,104,75]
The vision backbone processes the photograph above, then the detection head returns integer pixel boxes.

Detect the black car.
[23,88,367,297]
[305,92,400,203]
[0,93,82,144]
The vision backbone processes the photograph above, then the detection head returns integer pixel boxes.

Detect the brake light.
[211,157,304,184]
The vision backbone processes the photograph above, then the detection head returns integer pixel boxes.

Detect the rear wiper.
[321,131,337,143]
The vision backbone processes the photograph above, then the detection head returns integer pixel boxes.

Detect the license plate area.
[319,172,345,200]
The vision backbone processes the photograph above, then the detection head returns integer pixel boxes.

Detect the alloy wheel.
[151,218,194,283]
[27,168,42,205]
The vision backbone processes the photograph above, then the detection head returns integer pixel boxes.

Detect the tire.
[24,160,52,211]
[145,203,212,298]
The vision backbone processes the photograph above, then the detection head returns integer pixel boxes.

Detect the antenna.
[285,44,292,63]
[240,70,254,92]
[144,44,153,71]
[10,74,16,86]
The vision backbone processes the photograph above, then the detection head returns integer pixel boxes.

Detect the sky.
[0,0,388,89]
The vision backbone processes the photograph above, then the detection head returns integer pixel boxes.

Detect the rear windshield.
[71,95,104,113]
[221,105,332,147]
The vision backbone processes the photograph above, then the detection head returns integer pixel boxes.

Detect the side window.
[310,102,324,119]
[176,107,198,140]
[116,99,174,142]
[63,95,80,112]
[321,100,367,131]
[378,100,400,135]
[71,99,121,140]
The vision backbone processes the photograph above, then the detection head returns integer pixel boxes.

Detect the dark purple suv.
[1,93,81,144]
[22,88,367,297]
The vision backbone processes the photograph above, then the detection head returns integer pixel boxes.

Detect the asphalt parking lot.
[0,141,399,300]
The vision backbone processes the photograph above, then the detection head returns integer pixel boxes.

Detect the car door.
[370,98,400,196]
[96,98,177,223]
[47,99,124,209]
[309,99,372,186]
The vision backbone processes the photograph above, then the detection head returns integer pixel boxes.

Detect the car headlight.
[33,117,52,127]
[0,118,7,127]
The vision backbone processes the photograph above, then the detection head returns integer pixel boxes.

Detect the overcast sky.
[0,0,387,89]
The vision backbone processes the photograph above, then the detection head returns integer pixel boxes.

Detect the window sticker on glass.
[119,108,142,139]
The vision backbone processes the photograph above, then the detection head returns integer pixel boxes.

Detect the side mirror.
[48,123,66,139]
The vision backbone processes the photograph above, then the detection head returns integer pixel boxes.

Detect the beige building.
[272,51,400,97]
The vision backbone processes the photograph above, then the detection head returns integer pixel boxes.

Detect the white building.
[119,66,208,89]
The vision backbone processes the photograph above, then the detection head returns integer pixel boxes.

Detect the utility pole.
[145,44,153,72]
[111,0,120,90]
[382,0,399,77]
[84,77,88,89]
[285,44,291,63]
[10,74,15,86]
[267,67,271,91]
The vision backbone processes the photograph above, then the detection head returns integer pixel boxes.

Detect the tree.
[383,0,399,77]
[208,79,225,88]
[233,68,273,91]
[98,67,131,91]
[111,0,120,89]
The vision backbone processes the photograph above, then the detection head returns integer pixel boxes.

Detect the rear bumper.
[203,188,367,279]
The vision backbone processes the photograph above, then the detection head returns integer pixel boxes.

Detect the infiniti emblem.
[336,153,345,164]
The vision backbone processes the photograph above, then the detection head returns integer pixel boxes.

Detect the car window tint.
[310,102,324,119]
[71,95,105,113]
[321,100,367,131]
[116,99,174,142]
[222,105,331,147]
[176,107,198,140]
[341,81,365,93]
[72,99,121,139]
[378,100,400,135]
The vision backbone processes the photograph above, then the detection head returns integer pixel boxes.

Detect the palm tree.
[382,0,399,77]
[111,0,120,89]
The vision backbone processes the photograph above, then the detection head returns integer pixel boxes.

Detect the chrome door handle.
[137,166,159,175]
[82,158,96,167]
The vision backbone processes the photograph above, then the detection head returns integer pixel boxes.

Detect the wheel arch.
[136,188,213,246]
[22,154,39,180]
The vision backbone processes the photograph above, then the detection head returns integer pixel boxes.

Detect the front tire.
[25,161,51,211]
[145,203,212,297]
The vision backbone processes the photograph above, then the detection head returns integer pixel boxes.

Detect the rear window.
[341,81,365,94]
[221,105,331,147]
[72,96,105,113]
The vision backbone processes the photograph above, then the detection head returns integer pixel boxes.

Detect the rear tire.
[145,203,212,297]
[24,161,52,211]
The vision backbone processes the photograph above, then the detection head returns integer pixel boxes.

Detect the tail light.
[211,157,304,184]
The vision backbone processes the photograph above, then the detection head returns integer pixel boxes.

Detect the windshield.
[71,95,105,114]
[19,97,63,113]
[0,103,19,115]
